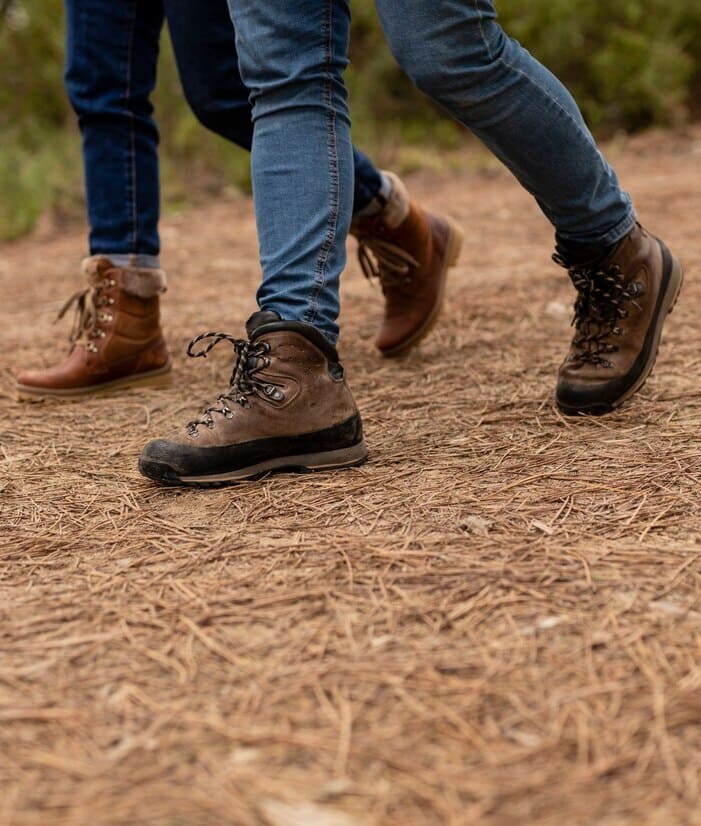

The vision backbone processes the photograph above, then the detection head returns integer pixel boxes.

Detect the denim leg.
[64,0,164,258]
[225,0,353,344]
[351,147,384,213]
[166,0,380,216]
[165,0,253,151]
[374,0,636,247]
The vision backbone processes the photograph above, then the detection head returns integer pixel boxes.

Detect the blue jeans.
[63,0,383,264]
[228,0,637,344]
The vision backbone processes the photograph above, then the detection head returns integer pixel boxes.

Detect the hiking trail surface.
[2,127,701,826]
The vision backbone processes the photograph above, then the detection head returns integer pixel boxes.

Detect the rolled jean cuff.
[556,204,638,250]
[591,210,638,248]
[102,253,162,269]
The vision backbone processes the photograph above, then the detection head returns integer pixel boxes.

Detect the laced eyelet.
[562,259,644,368]
[263,385,284,401]
[184,332,291,432]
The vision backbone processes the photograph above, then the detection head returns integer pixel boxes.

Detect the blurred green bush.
[1,0,700,240]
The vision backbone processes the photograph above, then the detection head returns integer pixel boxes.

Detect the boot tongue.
[555,238,618,270]
[246,310,281,337]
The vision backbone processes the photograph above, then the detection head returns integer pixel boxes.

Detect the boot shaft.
[16,256,171,397]
[80,257,167,359]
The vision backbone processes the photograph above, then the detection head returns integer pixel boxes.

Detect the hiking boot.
[138,311,367,486]
[351,171,463,357]
[16,256,172,399]
[555,224,683,416]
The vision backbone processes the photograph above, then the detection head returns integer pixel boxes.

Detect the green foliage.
[497,0,701,130]
[0,0,79,239]
[1,0,700,240]
[348,0,701,135]
[0,134,81,240]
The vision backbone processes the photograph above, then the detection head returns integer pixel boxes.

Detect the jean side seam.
[124,0,138,253]
[304,0,340,330]
[472,0,493,61]
[495,44,635,239]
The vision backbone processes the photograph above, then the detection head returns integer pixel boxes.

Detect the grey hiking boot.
[138,311,367,486]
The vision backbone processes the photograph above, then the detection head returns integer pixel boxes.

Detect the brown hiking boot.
[16,256,172,399]
[138,311,367,486]
[351,171,463,357]
[555,224,683,416]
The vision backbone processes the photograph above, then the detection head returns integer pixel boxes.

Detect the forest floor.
[2,126,701,826]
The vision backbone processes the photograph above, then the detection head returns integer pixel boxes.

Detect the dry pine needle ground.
[1,128,701,825]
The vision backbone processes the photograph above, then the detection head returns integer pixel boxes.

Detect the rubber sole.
[380,216,464,358]
[16,363,173,402]
[557,251,683,417]
[138,440,369,488]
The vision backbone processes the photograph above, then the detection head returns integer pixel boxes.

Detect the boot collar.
[246,311,340,364]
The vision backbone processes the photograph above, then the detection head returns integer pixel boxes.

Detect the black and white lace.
[185,332,284,436]
[554,253,644,368]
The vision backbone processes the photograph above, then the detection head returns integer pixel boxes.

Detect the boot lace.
[357,236,418,289]
[57,278,116,353]
[185,332,284,437]
[553,252,644,368]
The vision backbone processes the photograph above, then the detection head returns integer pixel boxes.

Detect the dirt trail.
[2,128,701,826]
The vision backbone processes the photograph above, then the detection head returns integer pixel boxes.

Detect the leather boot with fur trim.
[16,256,171,399]
[139,311,367,486]
[351,171,463,356]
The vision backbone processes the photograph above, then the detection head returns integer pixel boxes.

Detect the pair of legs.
[18,0,459,398]
[62,0,383,267]
[227,0,638,344]
[138,0,682,484]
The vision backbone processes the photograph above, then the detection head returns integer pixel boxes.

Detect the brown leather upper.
[17,257,170,392]
[170,328,359,448]
[352,202,454,354]
[558,224,666,387]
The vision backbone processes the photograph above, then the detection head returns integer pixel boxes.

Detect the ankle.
[555,236,618,267]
